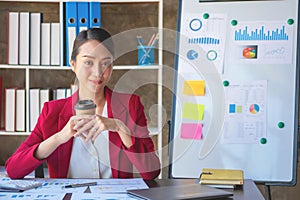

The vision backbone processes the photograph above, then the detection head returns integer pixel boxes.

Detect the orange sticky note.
[183,80,205,96]
[180,123,202,140]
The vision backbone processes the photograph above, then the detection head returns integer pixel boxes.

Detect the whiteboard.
[169,0,299,185]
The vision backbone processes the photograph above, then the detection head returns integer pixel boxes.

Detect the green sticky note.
[182,102,205,121]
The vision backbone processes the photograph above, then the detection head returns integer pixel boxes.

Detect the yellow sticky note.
[183,80,205,96]
[182,102,205,121]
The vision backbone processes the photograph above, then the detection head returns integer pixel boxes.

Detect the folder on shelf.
[199,168,244,188]
[5,88,17,132]
[66,88,72,98]
[8,12,19,65]
[77,2,89,32]
[19,12,30,65]
[51,23,61,66]
[30,13,42,65]
[40,89,51,113]
[89,2,101,28]
[29,89,40,131]
[65,2,78,66]
[41,23,51,66]
[70,84,78,95]
[55,88,66,100]
[0,77,2,129]
[16,89,26,132]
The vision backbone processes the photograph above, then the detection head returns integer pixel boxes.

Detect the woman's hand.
[34,116,77,160]
[73,115,117,142]
[73,115,133,147]
[56,116,77,144]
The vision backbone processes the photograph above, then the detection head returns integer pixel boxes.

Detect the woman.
[5,28,161,180]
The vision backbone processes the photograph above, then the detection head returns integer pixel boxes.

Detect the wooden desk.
[0,165,265,200]
[145,179,265,200]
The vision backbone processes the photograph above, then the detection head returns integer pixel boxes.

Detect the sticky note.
[229,104,235,113]
[183,80,205,96]
[180,123,202,140]
[182,102,205,121]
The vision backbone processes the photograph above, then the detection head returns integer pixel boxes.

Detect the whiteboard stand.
[169,0,299,186]
[265,185,272,200]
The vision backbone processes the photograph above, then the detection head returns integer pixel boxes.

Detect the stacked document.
[0,179,42,192]
[199,168,244,189]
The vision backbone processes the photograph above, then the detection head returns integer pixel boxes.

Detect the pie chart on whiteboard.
[249,104,260,114]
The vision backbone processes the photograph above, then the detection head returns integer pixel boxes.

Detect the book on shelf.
[40,88,52,113]
[8,12,19,65]
[89,2,101,28]
[41,23,51,66]
[7,11,63,66]
[77,2,89,32]
[16,89,26,132]
[50,23,60,66]
[66,88,71,98]
[0,77,2,129]
[65,2,78,66]
[29,88,40,131]
[199,168,244,189]
[64,2,102,66]
[19,12,30,65]
[70,84,78,95]
[56,88,67,100]
[30,12,42,65]
[4,88,17,132]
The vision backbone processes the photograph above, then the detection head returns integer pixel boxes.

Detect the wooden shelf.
[0,64,160,70]
[0,127,159,136]
[0,0,163,178]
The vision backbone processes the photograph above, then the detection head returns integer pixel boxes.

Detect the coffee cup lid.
[74,100,96,110]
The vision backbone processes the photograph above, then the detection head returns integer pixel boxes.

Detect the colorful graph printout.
[223,80,267,144]
[182,13,227,73]
[230,21,294,64]
[249,104,260,114]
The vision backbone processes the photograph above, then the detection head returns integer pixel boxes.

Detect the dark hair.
[71,28,114,61]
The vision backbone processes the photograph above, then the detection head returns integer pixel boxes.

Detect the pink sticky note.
[180,123,202,140]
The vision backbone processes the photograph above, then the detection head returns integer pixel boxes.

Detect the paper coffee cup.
[74,100,96,115]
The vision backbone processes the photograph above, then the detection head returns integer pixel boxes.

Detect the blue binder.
[77,2,89,33]
[65,2,77,66]
[89,2,101,28]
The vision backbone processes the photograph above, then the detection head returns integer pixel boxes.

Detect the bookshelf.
[0,0,163,175]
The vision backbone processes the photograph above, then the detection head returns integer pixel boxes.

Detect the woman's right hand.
[56,116,77,144]
[34,116,77,160]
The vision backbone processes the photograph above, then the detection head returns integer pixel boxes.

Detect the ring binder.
[77,2,89,32]
[89,2,101,28]
[65,2,77,66]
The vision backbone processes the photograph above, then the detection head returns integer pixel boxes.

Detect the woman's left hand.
[73,115,116,141]
[73,115,133,147]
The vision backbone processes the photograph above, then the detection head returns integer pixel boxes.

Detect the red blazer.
[5,87,161,180]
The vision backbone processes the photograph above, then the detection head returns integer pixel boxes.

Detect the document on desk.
[23,178,148,194]
[0,178,148,200]
[88,178,148,193]
[0,193,65,200]
[71,193,137,200]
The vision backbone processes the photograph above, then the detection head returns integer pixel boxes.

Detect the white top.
[67,102,112,178]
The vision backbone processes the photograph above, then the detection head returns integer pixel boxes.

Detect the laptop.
[127,183,233,200]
